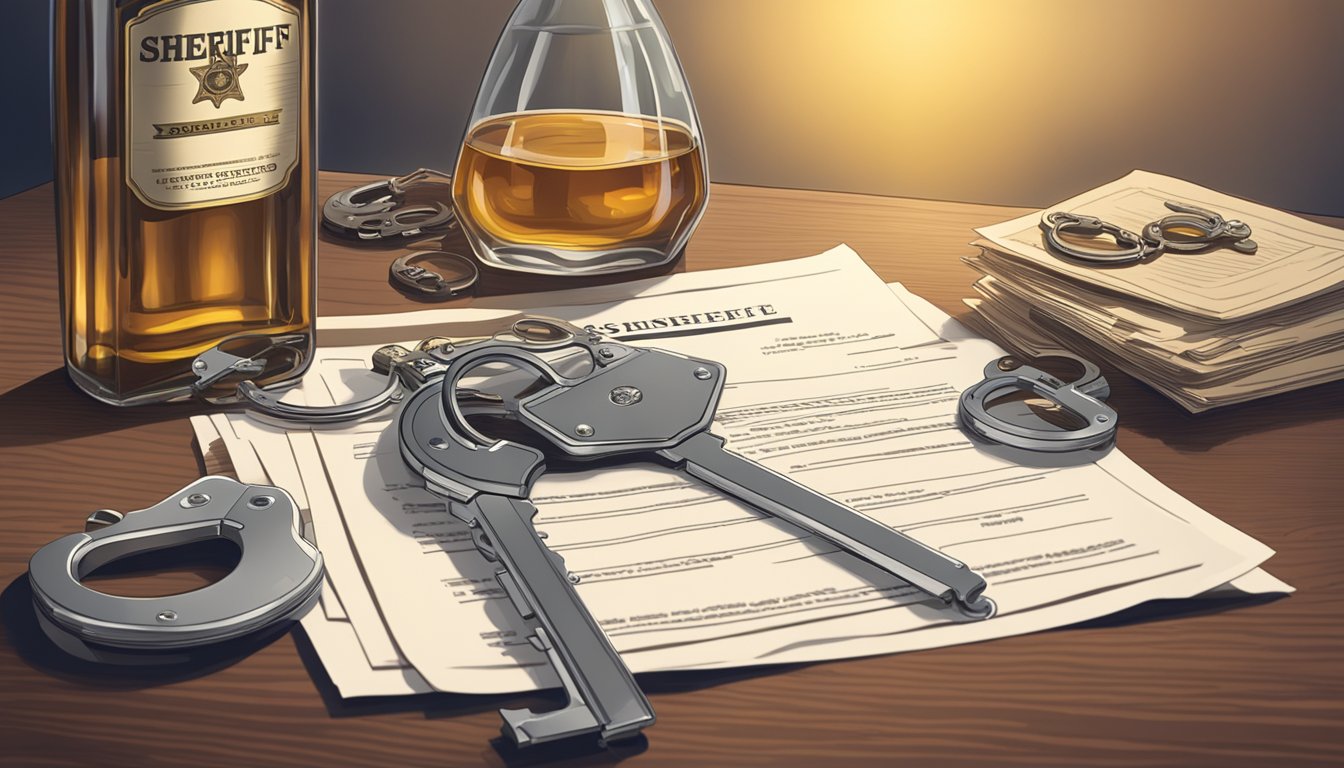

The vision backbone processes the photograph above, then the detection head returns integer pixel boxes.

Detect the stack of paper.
[193,246,1291,698]
[965,170,1344,412]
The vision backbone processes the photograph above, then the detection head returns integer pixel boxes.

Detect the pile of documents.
[964,170,1344,412]
[193,246,1291,698]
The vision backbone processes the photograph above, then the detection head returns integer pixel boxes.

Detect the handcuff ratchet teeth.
[958,353,1118,453]
[28,476,323,663]
[322,168,457,240]
[1041,200,1257,265]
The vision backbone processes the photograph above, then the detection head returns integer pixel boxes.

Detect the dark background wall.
[5,0,1344,215]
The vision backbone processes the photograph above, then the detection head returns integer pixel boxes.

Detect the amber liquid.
[53,0,315,404]
[453,111,707,273]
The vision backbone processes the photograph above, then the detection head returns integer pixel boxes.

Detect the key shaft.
[459,493,655,746]
[658,432,994,619]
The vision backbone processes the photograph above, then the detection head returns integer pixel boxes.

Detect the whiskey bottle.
[54,0,316,405]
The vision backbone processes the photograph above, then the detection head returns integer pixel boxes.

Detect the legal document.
[192,246,1288,697]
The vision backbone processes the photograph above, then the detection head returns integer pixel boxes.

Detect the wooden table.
[1,172,1341,767]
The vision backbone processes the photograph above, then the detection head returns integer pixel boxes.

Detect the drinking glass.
[453,0,709,275]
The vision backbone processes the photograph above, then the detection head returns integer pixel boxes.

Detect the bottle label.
[125,0,302,210]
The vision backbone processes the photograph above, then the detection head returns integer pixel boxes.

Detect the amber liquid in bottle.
[453,111,707,272]
[54,0,315,405]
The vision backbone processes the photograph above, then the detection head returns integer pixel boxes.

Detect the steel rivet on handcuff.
[958,353,1118,453]
[1040,200,1257,265]
[322,168,457,240]
[389,250,479,299]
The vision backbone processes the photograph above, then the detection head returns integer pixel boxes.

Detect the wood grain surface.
[1,173,1342,768]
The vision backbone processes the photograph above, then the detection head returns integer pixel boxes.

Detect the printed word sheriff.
[590,304,779,335]
[139,24,292,63]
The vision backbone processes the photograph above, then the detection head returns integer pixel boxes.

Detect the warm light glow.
[657,0,1341,211]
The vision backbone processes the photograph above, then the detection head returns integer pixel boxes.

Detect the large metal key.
[398,320,995,750]
[399,381,655,747]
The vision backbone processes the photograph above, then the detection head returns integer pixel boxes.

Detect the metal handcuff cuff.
[24,328,481,664]
[323,168,480,300]
[322,167,457,240]
[1041,200,1257,265]
[28,476,324,664]
[958,353,1118,453]
[389,250,479,299]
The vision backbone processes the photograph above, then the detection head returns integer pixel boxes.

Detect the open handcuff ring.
[1141,202,1257,254]
[28,476,323,662]
[957,353,1118,453]
[389,251,479,299]
[1041,212,1158,265]
[322,168,457,240]
[1040,200,1257,265]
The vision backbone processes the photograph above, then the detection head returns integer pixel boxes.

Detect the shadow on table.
[1,551,1288,766]
[293,621,813,767]
[293,588,1286,766]
[0,368,209,448]
[1060,590,1288,631]
[317,222,685,302]
[1102,372,1344,453]
[0,571,292,689]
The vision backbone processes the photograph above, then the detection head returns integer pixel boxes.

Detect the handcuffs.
[189,332,309,399]
[28,333,327,661]
[322,168,457,240]
[958,353,1117,454]
[1041,200,1257,265]
[28,477,323,664]
[323,168,481,300]
[389,251,479,299]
